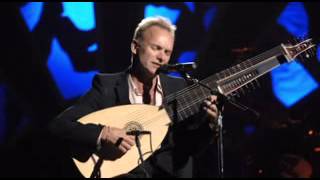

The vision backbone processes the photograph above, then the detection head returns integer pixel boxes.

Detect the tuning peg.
[309,46,316,57]
[239,87,246,95]
[254,79,261,88]
[249,82,256,90]
[304,46,316,60]
[298,35,306,42]
[297,35,307,42]
[305,53,311,59]
[311,46,316,56]
[229,91,239,98]
[244,84,250,91]
[236,93,241,98]
[245,83,255,93]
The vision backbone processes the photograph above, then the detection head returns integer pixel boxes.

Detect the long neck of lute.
[162,45,285,124]
[162,38,314,124]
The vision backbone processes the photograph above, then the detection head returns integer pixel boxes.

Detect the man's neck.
[130,68,157,94]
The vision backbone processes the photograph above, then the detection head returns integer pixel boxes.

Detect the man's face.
[132,26,174,77]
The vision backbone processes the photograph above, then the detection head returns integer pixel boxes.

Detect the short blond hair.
[133,16,176,41]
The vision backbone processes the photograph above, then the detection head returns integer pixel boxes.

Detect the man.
[49,16,219,178]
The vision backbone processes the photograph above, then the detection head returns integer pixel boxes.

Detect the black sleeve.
[173,117,216,156]
[48,75,106,161]
[190,120,216,156]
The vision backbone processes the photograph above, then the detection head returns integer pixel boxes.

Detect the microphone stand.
[179,71,259,178]
[127,130,151,178]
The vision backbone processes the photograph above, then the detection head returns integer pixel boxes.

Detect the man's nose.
[157,51,165,62]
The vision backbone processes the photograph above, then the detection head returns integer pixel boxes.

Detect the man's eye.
[151,45,161,50]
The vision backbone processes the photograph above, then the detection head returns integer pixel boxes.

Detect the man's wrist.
[97,126,109,151]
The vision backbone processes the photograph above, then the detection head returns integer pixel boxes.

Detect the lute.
[73,38,315,178]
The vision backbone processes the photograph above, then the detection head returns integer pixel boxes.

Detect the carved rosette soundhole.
[124,121,143,133]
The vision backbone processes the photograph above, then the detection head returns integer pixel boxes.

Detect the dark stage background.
[0,2,320,177]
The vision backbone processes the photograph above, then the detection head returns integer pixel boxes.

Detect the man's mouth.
[152,62,162,67]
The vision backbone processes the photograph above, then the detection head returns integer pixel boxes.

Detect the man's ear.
[131,40,139,55]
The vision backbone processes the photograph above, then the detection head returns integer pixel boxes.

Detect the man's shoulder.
[95,72,126,79]
[93,72,127,86]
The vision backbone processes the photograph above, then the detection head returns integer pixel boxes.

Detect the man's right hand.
[99,126,135,160]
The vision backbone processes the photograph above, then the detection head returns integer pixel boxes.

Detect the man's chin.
[147,68,158,76]
[140,67,158,78]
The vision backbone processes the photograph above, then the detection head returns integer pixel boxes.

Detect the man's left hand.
[203,95,220,128]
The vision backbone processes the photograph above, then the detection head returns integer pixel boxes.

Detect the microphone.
[157,62,197,73]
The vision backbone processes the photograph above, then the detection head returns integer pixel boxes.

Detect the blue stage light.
[144,4,181,24]
[47,38,98,99]
[20,2,44,32]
